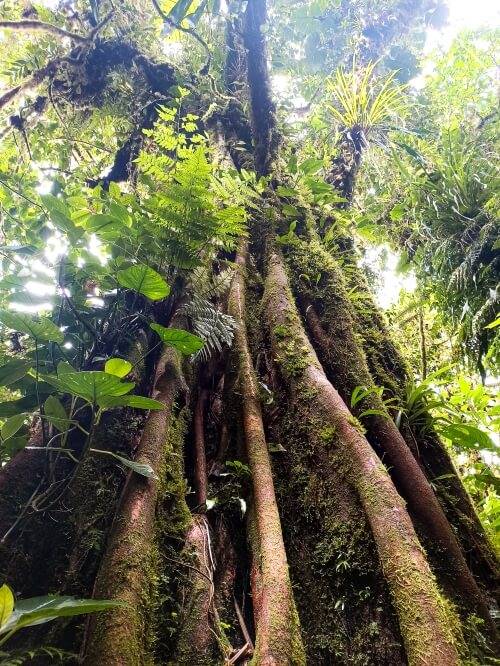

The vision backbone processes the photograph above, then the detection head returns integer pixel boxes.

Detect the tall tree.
[0,1,496,665]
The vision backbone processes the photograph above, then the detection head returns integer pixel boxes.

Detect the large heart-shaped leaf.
[0,593,120,635]
[0,359,32,386]
[0,395,41,418]
[150,323,204,355]
[43,395,71,431]
[43,371,134,404]
[0,311,64,343]
[116,265,170,301]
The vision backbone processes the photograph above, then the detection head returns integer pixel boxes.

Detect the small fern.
[181,294,236,362]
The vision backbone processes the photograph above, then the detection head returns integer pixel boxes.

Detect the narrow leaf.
[90,448,158,479]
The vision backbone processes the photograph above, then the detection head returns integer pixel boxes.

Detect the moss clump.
[319,425,336,443]
[347,414,366,435]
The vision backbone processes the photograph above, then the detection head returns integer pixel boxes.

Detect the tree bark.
[228,242,305,664]
[263,248,459,666]
[286,236,494,625]
[83,346,186,665]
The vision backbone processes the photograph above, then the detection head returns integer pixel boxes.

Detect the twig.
[0,478,43,543]
[228,643,252,665]
[163,553,214,584]
[234,595,253,651]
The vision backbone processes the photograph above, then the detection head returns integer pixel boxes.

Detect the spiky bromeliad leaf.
[326,60,407,131]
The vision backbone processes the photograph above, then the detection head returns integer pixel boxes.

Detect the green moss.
[319,426,336,443]
[261,375,408,664]
[347,414,366,435]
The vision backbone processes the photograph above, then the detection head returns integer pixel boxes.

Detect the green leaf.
[44,396,69,431]
[389,203,405,221]
[97,395,164,410]
[298,158,323,174]
[0,359,32,387]
[0,396,40,418]
[484,317,500,330]
[90,449,158,479]
[116,265,170,301]
[0,585,14,627]
[167,0,194,24]
[282,204,299,217]
[105,358,132,378]
[1,414,25,441]
[3,435,28,456]
[40,195,81,243]
[57,361,75,375]
[0,311,64,343]
[276,186,299,198]
[150,324,204,355]
[0,595,120,636]
[43,372,134,404]
[359,408,387,419]
[83,214,129,240]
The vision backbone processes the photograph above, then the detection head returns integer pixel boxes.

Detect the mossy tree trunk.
[0,1,497,665]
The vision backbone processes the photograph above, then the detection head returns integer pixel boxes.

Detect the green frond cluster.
[325,60,407,131]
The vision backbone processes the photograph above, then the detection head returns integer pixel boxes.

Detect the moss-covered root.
[287,242,494,626]
[263,250,460,666]
[337,252,499,592]
[228,244,306,665]
[174,515,225,665]
[82,347,184,666]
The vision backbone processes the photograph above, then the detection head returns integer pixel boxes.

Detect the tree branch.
[0,20,88,44]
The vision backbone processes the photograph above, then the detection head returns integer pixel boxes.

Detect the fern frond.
[181,295,236,362]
